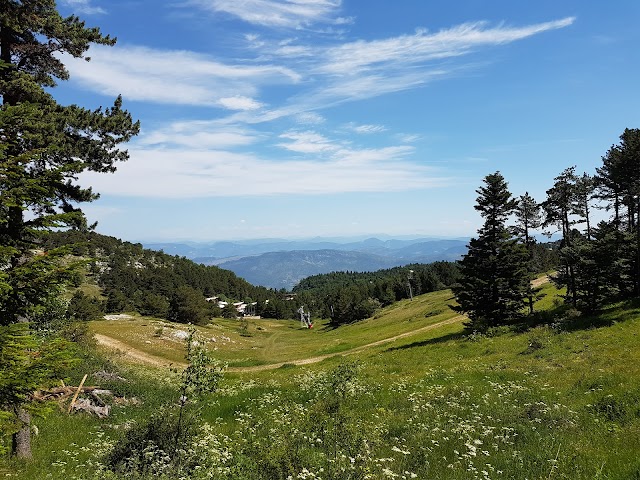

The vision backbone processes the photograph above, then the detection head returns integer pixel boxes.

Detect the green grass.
[89,288,463,366]
[4,277,640,479]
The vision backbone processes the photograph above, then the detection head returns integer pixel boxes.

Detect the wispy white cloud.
[86,120,442,199]
[63,45,300,106]
[345,123,387,134]
[230,17,575,124]
[136,121,259,149]
[295,112,326,124]
[295,69,450,110]
[218,96,264,111]
[319,17,575,75]
[397,134,422,143]
[81,143,447,198]
[278,130,339,153]
[60,0,106,15]
[189,0,343,28]
[65,17,574,124]
[274,44,315,57]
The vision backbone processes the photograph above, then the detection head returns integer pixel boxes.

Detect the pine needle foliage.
[452,172,530,331]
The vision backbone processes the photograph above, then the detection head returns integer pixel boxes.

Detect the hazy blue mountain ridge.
[165,237,470,289]
[211,249,400,290]
[144,237,468,261]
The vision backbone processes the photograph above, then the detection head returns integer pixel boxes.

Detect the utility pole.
[407,269,414,301]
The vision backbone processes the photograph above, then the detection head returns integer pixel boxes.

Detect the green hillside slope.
[4,280,640,479]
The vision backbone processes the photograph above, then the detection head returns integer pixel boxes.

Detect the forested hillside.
[214,249,398,290]
[293,239,558,326]
[293,262,460,325]
[40,229,562,328]
[43,231,474,326]
[43,231,276,323]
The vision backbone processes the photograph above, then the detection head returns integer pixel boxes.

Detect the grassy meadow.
[89,289,460,368]
[2,280,640,479]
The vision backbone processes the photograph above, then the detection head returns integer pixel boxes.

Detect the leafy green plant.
[106,329,224,477]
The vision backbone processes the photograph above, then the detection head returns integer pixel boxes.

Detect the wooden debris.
[32,386,103,401]
[31,376,137,418]
[68,374,88,414]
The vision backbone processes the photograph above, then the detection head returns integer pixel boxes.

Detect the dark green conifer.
[1,1,139,457]
[452,172,530,331]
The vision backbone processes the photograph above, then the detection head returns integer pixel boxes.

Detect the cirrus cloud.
[80,143,447,198]
[189,0,344,28]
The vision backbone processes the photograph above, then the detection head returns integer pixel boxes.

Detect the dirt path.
[94,334,187,368]
[231,274,552,372]
[94,315,464,372]
[228,315,466,372]
[531,274,552,288]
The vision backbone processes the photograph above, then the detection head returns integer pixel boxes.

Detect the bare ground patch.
[94,333,187,368]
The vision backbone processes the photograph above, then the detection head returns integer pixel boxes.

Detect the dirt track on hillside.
[531,274,552,288]
[94,316,465,373]
[94,334,187,368]
[228,314,466,372]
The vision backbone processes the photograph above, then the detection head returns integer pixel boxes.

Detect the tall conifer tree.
[543,167,579,306]
[452,172,529,331]
[0,1,139,457]
[514,192,542,314]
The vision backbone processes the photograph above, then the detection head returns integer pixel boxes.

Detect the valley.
[148,237,469,290]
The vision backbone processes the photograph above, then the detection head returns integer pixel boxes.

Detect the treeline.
[43,231,276,323]
[453,128,640,331]
[548,128,640,311]
[293,262,460,325]
[45,226,559,328]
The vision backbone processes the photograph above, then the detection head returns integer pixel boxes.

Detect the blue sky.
[54,0,640,241]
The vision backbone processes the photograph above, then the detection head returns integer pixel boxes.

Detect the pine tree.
[572,173,595,240]
[542,167,579,306]
[595,129,640,297]
[452,172,530,331]
[617,129,640,295]
[0,1,139,457]
[513,192,543,314]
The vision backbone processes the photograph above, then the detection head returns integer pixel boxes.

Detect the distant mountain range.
[143,237,468,289]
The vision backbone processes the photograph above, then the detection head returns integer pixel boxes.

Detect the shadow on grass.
[385,331,465,352]
[386,296,640,350]
[319,323,340,332]
[514,296,640,333]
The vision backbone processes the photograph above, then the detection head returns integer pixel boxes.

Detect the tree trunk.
[636,197,640,296]
[12,408,32,460]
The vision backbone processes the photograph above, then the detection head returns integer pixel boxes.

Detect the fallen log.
[32,385,103,401]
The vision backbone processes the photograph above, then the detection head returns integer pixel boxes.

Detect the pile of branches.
[33,384,112,417]
[32,372,134,418]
